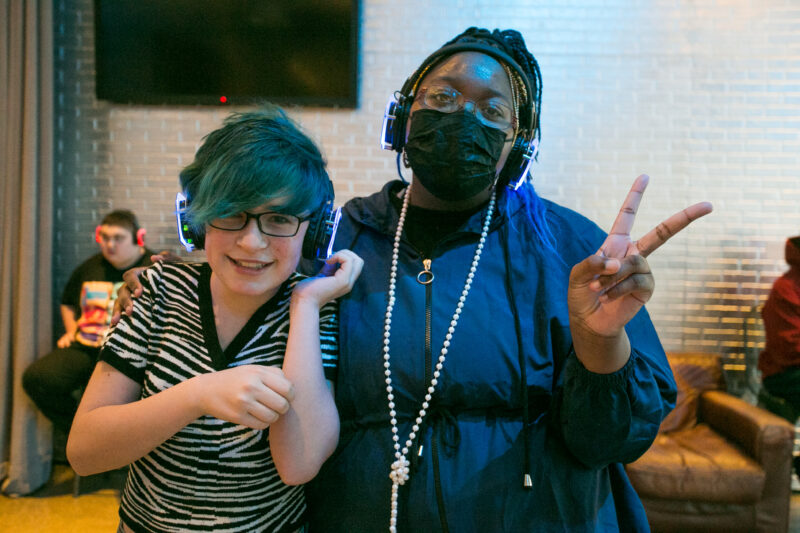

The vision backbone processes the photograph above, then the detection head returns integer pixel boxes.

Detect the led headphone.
[380,42,539,190]
[175,187,342,261]
[95,225,146,246]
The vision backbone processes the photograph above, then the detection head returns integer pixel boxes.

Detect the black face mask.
[404,109,507,202]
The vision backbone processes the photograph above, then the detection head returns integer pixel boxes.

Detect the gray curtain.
[0,0,55,495]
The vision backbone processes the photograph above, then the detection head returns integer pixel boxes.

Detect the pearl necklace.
[383,183,496,532]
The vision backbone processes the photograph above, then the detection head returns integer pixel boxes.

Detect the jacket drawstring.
[408,404,462,473]
[501,222,532,489]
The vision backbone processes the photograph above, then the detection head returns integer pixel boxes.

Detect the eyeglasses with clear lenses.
[415,86,515,131]
[208,211,307,237]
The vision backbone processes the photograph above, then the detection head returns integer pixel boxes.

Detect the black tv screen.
[93,0,359,107]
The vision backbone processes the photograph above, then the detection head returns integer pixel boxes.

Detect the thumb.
[571,255,621,285]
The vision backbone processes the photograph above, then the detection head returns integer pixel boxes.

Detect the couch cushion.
[659,352,725,433]
[626,423,765,503]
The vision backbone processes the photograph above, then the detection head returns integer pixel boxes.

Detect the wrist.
[290,291,322,313]
[570,323,631,374]
[180,374,208,418]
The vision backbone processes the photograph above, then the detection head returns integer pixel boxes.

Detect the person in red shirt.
[759,235,800,414]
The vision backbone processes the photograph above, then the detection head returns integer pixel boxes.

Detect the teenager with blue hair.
[68,105,362,533]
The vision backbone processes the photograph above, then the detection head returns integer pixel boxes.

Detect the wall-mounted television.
[93,0,359,107]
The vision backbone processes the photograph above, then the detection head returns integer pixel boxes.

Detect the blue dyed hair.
[179,104,330,231]
[501,182,556,251]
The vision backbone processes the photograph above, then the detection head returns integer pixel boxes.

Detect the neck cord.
[384,183,496,532]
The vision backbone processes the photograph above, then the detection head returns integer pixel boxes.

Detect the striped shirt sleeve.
[319,298,339,382]
[99,263,160,384]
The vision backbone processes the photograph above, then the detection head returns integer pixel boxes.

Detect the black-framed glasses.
[208,211,308,237]
[416,85,516,131]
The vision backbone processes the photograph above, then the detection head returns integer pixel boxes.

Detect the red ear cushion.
[136,228,147,246]
[95,226,102,243]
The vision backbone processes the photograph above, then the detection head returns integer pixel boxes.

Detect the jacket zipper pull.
[417,258,434,285]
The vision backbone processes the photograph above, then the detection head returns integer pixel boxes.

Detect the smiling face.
[405,51,517,210]
[204,200,308,308]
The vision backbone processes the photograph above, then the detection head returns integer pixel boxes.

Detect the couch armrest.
[700,390,794,533]
[700,390,794,461]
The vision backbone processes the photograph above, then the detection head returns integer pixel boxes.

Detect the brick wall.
[53,0,800,381]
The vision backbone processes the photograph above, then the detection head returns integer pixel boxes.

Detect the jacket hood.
[786,236,800,269]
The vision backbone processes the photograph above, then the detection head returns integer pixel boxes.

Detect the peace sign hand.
[567,174,712,372]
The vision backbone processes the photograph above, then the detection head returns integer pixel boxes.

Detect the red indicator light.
[220,96,228,103]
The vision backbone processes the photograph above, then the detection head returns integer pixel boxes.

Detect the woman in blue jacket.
[303,28,712,532]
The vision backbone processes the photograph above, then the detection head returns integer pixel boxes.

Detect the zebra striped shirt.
[100,261,338,533]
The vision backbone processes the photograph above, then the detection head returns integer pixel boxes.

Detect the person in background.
[23,209,153,441]
[759,235,800,415]
[67,105,362,533]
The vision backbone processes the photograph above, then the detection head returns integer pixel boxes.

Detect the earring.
[402,150,410,168]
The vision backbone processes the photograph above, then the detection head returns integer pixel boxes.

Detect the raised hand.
[291,249,364,309]
[568,175,712,370]
[195,365,295,430]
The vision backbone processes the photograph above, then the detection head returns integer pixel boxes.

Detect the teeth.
[234,259,266,269]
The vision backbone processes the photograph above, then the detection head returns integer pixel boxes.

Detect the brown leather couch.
[625,352,795,532]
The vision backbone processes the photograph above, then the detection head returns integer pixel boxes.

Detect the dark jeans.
[22,343,100,431]
[763,366,800,418]
[762,367,800,478]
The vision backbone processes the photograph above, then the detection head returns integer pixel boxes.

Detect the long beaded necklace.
[383,182,497,533]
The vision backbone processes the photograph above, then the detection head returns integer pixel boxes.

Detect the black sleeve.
[60,258,94,307]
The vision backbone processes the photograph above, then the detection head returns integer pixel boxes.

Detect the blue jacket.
[306,181,676,532]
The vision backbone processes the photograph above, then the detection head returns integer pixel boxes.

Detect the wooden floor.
[2,466,800,531]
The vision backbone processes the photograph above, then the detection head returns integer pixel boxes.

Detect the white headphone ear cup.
[175,192,203,252]
[302,202,340,261]
[302,179,340,261]
[381,93,415,153]
[301,209,323,260]
[381,96,400,151]
[504,137,538,190]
